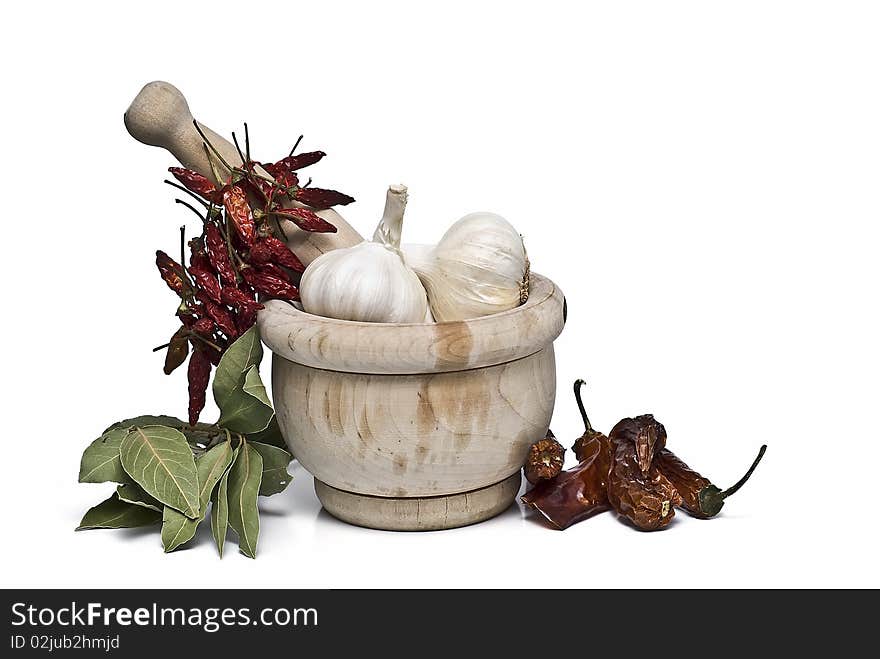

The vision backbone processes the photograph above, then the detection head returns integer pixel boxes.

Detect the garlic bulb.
[404,212,529,322]
[300,185,429,323]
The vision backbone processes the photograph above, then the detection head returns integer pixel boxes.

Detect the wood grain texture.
[314,472,522,531]
[258,273,565,375]
[123,80,363,265]
[272,345,556,497]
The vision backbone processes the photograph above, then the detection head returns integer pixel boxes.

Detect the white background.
[1,1,878,588]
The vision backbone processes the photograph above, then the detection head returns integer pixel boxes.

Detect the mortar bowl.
[257,273,565,530]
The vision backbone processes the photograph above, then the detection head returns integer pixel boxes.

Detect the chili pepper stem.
[720,445,767,499]
[152,342,171,352]
[288,134,303,157]
[164,179,211,208]
[188,332,223,353]
[573,379,594,433]
[192,120,236,175]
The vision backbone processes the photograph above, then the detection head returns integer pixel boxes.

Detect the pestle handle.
[124,81,363,265]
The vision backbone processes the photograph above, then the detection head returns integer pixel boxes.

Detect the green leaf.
[160,442,235,553]
[213,327,274,434]
[104,415,223,447]
[250,442,293,496]
[211,448,236,558]
[78,427,129,484]
[116,483,162,512]
[103,415,188,434]
[119,426,200,519]
[161,506,200,552]
[76,493,161,530]
[227,443,263,558]
[246,416,288,450]
[196,442,235,508]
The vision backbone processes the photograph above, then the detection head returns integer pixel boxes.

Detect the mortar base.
[314,472,522,531]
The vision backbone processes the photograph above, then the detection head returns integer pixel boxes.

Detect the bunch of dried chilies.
[153,124,354,425]
[522,380,767,531]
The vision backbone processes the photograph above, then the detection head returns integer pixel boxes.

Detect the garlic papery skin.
[403,212,529,322]
[300,185,429,323]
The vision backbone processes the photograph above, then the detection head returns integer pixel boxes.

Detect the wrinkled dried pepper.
[204,223,237,286]
[242,265,299,300]
[187,347,212,426]
[521,380,612,529]
[163,326,190,375]
[294,187,355,210]
[655,445,767,518]
[607,415,682,531]
[222,185,255,246]
[155,250,189,296]
[523,430,565,485]
[270,207,337,233]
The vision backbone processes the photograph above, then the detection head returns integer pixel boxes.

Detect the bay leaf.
[78,427,129,484]
[250,442,293,496]
[210,448,237,558]
[246,416,288,450]
[213,327,273,434]
[116,483,162,512]
[227,443,263,558]
[160,442,235,553]
[103,415,222,447]
[119,425,200,519]
[76,493,161,530]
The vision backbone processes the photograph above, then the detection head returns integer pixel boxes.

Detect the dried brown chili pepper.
[523,430,565,485]
[607,415,682,531]
[571,379,610,462]
[222,185,255,246]
[655,445,767,518]
[187,347,212,426]
[269,207,337,233]
[521,380,613,530]
[163,326,190,375]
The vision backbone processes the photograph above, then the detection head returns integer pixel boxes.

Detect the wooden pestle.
[124,81,363,266]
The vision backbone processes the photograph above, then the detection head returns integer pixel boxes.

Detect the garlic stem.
[373,184,408,251]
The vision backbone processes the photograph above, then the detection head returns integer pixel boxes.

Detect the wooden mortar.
[258,274,565,530]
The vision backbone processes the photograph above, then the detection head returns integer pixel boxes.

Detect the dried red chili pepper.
[189,266,221,304]
[155,250,190,297]
[655,445,767,519]
[270,207,337,233]
[168,167,221,203]
[222,185,255,246]
[294,187,355,209]
[607,415,682,531]
[523,430,565,485]
[241,265,299,300]
[187,347,212,426]
[192,317,215,337]
[195,291,237,340]
[163,326,190,375]
[204,223,238,286]
[275,151,326,172]
[521,380,612,530]
[248,236,306,273]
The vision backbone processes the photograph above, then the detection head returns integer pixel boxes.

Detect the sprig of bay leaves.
[76,327,292,559]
